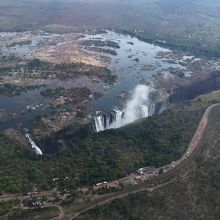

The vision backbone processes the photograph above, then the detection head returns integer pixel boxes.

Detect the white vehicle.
[96,183,102,186]
[138,168,144,175]
[96,181,107,186]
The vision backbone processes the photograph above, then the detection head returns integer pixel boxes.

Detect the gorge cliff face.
[169,71,220,105]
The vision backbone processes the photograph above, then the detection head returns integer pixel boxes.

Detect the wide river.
[0,30,190,132]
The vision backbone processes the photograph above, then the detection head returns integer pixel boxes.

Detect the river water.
[0,30,190,132]
[82,31,188,113]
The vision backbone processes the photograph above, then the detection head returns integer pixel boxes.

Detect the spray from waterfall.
[94,84,155,132]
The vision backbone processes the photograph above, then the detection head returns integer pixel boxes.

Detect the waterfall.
[94,84,155,132]
[25,134,43,155]
[148,103,155,116]
[94,112,105,132]
[108,107,124,129]
[140,104,149,118]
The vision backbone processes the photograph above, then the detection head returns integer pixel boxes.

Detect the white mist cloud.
[94,84,154,132]
[122,84,151,125]
[109,84,153,129]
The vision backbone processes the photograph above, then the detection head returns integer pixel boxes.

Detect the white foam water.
[94,85,155,132]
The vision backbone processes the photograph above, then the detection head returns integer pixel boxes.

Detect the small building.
[137,166,156,175]
[120,179,133,188]
[134,176,142,181]
[108,181,120,189]
[93,181,108,191]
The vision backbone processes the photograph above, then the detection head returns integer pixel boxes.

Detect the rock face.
[169,71,220,105]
